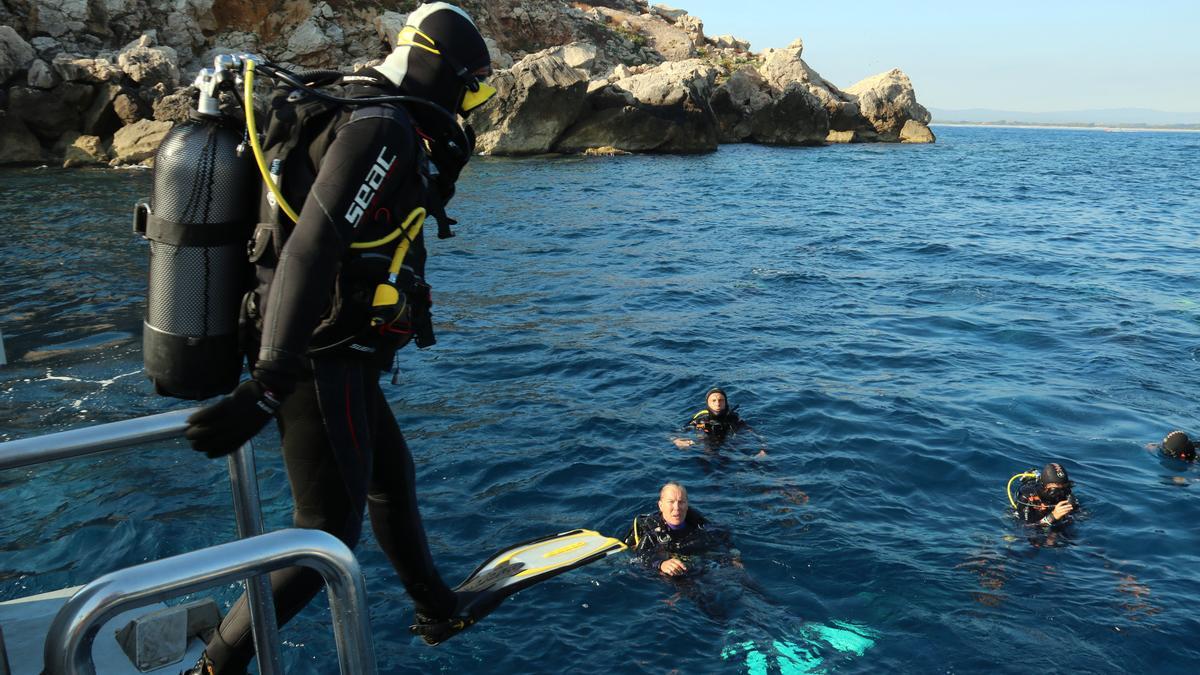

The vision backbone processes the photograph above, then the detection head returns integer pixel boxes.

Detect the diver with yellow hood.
[181,3,511,672]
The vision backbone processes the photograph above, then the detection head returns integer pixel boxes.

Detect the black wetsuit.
[688,408,745,440]
[206,74,455,672]
[1015,480,1079,528]
[623,509,731,575]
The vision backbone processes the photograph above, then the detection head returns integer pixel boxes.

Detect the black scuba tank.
[136,114,256,400]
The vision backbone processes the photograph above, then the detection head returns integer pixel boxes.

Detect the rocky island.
[0,0,934,166]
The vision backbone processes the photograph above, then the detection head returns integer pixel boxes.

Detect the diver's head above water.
[705,387,728,416]
[659,482,689,528]
[1162,430,1196,461]
[1038,462,1073,503]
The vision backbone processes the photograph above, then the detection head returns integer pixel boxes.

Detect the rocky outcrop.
[844,68,932,142]
[705,67,830,144]
[556,59,719,154]
[0,113,45,164]
[0,0,934,165]
[1,25,36,83]
[109,118,172,165]
[900,118,936,143]
[759,43,869,134]
[472,52,590,155]
[60,131,108,167]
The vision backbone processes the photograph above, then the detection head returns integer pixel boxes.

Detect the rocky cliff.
[0,0,934,166]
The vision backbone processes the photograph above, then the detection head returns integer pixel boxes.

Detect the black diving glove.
[184,369,292,458]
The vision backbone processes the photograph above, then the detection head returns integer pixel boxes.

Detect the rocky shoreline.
[0,0,934,167]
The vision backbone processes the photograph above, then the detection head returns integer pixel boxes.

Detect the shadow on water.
[2,127,1200,672]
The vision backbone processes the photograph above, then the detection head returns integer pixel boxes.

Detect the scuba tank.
[135,57,256,400]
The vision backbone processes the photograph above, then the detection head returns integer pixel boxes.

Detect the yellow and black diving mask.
[460,76,496,114]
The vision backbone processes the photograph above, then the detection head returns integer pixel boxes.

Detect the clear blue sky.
[674,0,1200,113]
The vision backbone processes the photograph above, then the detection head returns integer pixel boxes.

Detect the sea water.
[1,126,1198,673]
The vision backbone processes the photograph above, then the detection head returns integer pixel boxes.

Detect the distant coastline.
[932,121,1200,133]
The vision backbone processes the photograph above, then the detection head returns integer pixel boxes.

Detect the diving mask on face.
[1041,486,1070,504]
[459,78,496,114]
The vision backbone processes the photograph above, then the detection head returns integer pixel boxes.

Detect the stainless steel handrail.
[43,529,377,675]
[0,412,285,673]
[0,409,194,470]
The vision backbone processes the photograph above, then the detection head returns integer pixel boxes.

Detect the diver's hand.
[660,559,688,576]
[185,379,282,458]
[1051,500,1074,521]
[672,438,695,449]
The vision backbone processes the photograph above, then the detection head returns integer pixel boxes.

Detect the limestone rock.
[110,118,172,165]
[160,0,219,56]
[483,36,514,70]
[375,11,408,49]
[709,66,771,142]
[584,1,644,11]
[281,12,345,68]
[472,52,590,155]
[1,25,36,84]
[844,68,931,140]
[0,113,44,164]
[540,42,598,74]
[27,58,58,89]
[118,35,180,89]
[676,15,704,48]
[61,132,108,167]
[8,82,95,142]
[52,53,121,83]
[29,36,62,60]
[710,35,750,52]
[30,0,91,38]
[899,119,935,143]
[758,45,866,132]
[787,37,804,54]
[651,5,687,22]
[749,83,828,145]
[556,59,718,154]
[153,87,195,124]
[825,130,857,143]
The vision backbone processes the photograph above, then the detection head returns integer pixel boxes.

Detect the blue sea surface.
[1,126,1198,673]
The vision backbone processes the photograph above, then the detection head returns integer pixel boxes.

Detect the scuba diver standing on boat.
[180,4,500,672]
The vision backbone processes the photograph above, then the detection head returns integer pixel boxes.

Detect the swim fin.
[411,528,627,645]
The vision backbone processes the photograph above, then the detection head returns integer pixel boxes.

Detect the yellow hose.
[244,59,301,223]
[384,208,426,274]
[1006,471,1039,509]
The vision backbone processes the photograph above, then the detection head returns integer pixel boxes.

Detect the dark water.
[2,126,1199,673]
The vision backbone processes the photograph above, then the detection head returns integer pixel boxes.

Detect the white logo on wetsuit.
[344,146,396,227]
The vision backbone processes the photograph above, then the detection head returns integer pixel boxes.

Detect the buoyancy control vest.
[244,76,439,364]
[691,408,741,436]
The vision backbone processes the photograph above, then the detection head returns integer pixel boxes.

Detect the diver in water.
[672,387,764,455]
[624,482,734,577]
[1160,430,1196,461]
[1012,462,1079,528]
[182,4,499,672]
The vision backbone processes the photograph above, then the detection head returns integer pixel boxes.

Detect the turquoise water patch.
[721,621,878,673]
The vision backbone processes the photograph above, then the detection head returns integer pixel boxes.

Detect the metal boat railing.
[0,411,377,674]
[43,529,376,675]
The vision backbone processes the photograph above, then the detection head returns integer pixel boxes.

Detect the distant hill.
[929,107,1200,127]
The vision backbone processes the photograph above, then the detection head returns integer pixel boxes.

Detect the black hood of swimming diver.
[1038,462,1072,502]
[375,2,493,132]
